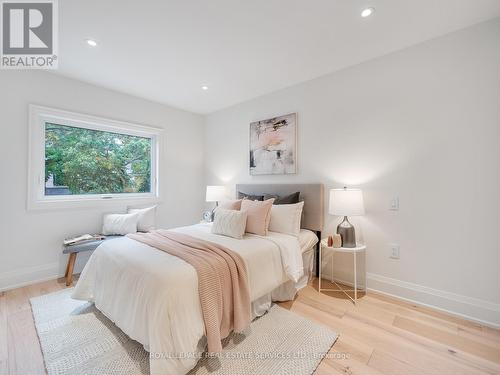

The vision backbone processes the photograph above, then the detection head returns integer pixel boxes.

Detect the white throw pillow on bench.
[128,205,157,232]
[102,213,140,235]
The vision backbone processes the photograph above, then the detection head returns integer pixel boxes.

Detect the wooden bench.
[63,235,122,286]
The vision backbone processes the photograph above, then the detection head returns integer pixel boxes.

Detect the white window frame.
[28,105,162,210]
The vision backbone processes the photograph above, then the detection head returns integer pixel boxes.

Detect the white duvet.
[72,223,304,375]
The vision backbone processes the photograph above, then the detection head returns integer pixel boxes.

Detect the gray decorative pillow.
[238,191,264,201]
[263,191,300,205]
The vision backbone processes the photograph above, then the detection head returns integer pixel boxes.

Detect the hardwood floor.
[1,277,499,374]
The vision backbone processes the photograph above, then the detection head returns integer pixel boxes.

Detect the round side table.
[318,238,366,304]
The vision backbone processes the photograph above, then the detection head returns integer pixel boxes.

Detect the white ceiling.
[57,0,500,114]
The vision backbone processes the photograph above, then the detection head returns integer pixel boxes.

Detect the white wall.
[204,19,500,326]
[0,71,205,290]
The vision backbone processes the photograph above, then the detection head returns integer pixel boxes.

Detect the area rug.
[31,288,338,375]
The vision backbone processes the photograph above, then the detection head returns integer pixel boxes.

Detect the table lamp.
[205,185,226,221]
[329,187,365,248]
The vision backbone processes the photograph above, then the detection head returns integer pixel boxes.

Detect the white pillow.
[268,201,304,237]
[102,213,139,235]
[127,205,157,232]
[211,209,248,239]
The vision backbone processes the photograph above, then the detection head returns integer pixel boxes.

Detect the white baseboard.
[0,262,61,292]
[366,272,500,329]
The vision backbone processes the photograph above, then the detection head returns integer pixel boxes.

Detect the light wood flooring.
[1,277,499,374]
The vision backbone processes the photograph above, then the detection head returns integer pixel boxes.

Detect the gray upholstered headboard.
[235,184,324,232]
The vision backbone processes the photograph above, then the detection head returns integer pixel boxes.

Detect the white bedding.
[72,223,308,375]
[298,229,319,253]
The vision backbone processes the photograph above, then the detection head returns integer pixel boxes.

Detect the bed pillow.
[269,201,304,237]
[127,205,157,232]
[240,198,274,236]
[217,199,243,211]
[102,212,139,235]
[238,191,264,201]
[211,209,248,239]
[264,191,300,205]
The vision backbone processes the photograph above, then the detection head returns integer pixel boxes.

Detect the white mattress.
[265,229,318,306]
[298,229,319,253]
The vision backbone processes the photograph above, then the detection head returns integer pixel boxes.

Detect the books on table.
[63,234,106,246]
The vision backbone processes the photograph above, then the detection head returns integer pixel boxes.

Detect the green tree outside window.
[45,123,152,195]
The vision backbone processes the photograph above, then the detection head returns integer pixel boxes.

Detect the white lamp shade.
[329,188,365,216]
[206,185,226,202]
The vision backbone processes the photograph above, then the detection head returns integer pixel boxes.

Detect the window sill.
[27,194,161,211]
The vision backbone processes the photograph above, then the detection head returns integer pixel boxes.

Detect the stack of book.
[63,234,106,246]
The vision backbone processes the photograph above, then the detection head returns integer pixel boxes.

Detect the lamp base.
[337,216,356,248]
[210,202,219,222]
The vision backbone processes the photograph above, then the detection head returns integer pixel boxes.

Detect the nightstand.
[318,238,366,304]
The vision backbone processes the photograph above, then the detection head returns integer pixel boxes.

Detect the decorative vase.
[332,234,342,248]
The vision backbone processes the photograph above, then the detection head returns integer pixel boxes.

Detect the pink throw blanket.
[127,230,251,353]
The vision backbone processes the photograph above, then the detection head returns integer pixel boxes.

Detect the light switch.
[390,244,400,259]
[390,196,399,210]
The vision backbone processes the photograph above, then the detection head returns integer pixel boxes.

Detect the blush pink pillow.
[240,198,275,236]
[217,199,243,211]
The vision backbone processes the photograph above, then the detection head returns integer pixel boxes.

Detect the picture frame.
[249,113,297,175]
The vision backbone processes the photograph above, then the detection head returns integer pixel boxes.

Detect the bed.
[72,183,324,375]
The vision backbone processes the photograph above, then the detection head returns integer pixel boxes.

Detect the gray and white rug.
[31,288,337,375]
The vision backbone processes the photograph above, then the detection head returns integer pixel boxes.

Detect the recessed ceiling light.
[201,85,209,91]
[86,39,98,47]
[361,7,375,18]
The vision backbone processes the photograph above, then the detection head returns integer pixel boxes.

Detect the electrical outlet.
[390,196,399,210]
[390,244,400,259]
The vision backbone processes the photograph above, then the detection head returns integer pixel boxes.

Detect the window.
[28,105,161,209]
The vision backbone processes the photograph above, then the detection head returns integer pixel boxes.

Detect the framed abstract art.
[249,113,297,175]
